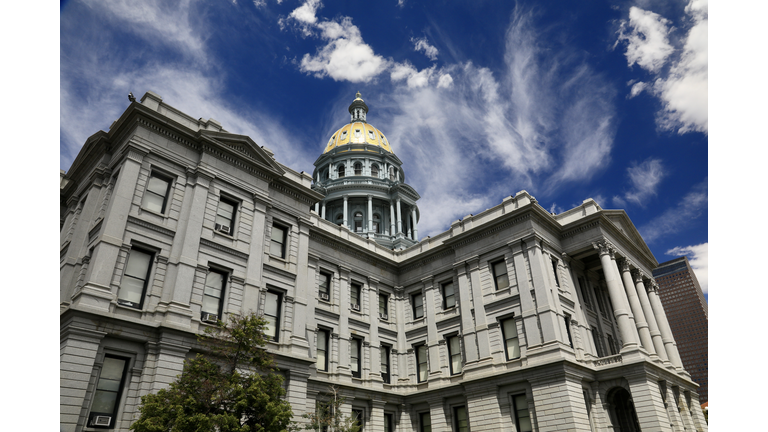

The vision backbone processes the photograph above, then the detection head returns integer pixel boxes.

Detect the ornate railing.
[594,354,623,367]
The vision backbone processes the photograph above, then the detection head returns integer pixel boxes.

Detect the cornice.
[446,212,533,250]
[308,231,398,273]
[398,248,455,274]
[199,238,249,261]
[127,215,176,238]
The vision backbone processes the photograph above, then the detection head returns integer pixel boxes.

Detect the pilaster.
[466,257,492,361]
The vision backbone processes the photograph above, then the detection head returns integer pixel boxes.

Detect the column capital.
[618,258,633,273]
[592,239,615,257]
[452,261,468,275]
[343,194,349,200]
[521,232,545,249]
[632,269,646,283]
[421,276,435,290]
[367,194,372,200]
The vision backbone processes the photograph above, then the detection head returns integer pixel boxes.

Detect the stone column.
[290,221,312,357]
[368,277,382,381]
[592,240,639,350]
[619,259,656,355]
[524,234,562,344]
[321,201,326,220]
[422,276,442,377]
[647,281,684,369]
[367,195,373,234]
[343,195,349,229]
[626,375,675,432]
[454,262,479,364]
[314,202,319,213]
[396,198,403,235]
[337,265,352,377]
[412,208,418,241]
[633,270,669,362]
[370,399,386,431]
[389,202,396,237]
[510,241,542,347]
[529,372,593,432]
[467,257,492,361]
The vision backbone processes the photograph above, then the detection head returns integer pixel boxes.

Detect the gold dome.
[322,122,394,154]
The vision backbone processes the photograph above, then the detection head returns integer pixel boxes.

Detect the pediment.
[199,130,285,176]
[604,211,657,264]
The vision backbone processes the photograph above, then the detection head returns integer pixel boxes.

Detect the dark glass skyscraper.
[653,256,708,403]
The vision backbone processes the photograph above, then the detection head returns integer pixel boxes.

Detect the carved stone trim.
[127,215,176,237]
[199,238,249,261]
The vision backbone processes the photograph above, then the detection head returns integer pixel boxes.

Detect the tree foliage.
[300,386,361,432]
[130,313,293,432]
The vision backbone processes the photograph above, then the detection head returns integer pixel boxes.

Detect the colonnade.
[314,195,418,241]
[592,240,683,370]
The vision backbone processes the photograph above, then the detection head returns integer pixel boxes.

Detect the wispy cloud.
[613,158,665,207]
[411,36,439,61]
[639,179,707,243]
[617,0,708,134]
[665,242,708,294]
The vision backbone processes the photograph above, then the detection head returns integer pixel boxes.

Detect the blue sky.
[60,0,709,298]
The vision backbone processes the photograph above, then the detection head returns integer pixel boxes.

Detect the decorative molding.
[127,215,176,237]
[561,220,601,239]
[199,238,249,261]
[399,248,455,274]
[449,213,532,249]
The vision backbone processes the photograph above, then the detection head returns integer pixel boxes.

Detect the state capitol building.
[60,92,707,431]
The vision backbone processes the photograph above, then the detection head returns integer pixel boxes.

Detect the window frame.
[591,326,605,357]
[263,289,283,342]
[442,281,456,309]
[88,354,130,429]
[270,223,288,259]
[500,317,521,361]
[371,164,380,178]
[578,277,592,309]
[319,271,332,301]
[384,413,393,432]
[378,293,389,320]
[337,164,346,178]
[551,257,560,287]
[354,211,363,233]
[354,162,363,176]
[201,267,227,321]
[351,337,362,378]
[141,171,172,214]
[453,405,470,432]
[512,393,533,432]
[214,195,238,235]
[316,328,330,372]
[447,335,463,375]
[117,246,155,310]
[380,344,391,383]
[416,344,429,382]
[350,282,362,311]
[607,334,617,355]
[491,259,510,291]
[352,408,364,431]
[419,412,432,432]
[412,292,424,320]
[563,315,573,348]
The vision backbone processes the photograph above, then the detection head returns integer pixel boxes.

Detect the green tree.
[130,313,293,432]
[300,386,361,432]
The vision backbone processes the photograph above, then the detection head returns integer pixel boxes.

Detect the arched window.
[371,164,379,178]
[354,212,363,233]
[354,162,362,176]
[373,214,380,233]
[321,168,329,181]
[337,164,346,178]
[335,213,343,226]
[389,167,395,181]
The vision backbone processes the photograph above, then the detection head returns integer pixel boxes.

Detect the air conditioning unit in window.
[201,313,219,324]
[215,224,231,234]
[351,304,360,311]
[92,416,112,427]
[117,299,135,307]
[379,313,388,320]
[319,292,330,301]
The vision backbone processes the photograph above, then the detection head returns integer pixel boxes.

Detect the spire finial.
[356,91,361,99]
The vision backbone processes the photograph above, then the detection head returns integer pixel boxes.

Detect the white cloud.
[411,37,439,61]
[613,158,665,206]
[390,63,436,88]
[666,243,708,294]
[617,0,708,134]
[639,179,707,243]
[628,81,647,98]
[437,73,454,88]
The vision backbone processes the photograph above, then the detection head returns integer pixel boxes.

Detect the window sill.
[138,206,168,219]
[213,229,235,240]
[115,299,142,311]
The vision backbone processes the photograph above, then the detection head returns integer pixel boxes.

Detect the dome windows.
[337,164,346,178]
[371,164,379,178]
[373,214,380,234]
[354,162,363,176]
[354,212,364,232]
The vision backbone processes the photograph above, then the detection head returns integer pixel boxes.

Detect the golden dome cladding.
[322,122,393,154]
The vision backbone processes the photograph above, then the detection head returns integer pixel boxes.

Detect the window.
[371,164,379,178]
[420,412,432,432]
[88,355,129,428]
[379,294,388,319]
[564,315,573,348]
[607,334,617,355]
[373,214,380,233]
[118,247,153,309]
[215,197,237,234]
[491,260,509,290]
[512,394,533,432]
[270,224,287,258]
[447,335,462,375]
[142,172,171,214]
[319,272,331,301]
[351,337,362,378]
[416,344,428,382]
[594,286,606,315]
[354,162,363,176]
[389,167,395,181]
[578,277,592,309]
[337,164,346,178]
[202,269,226,321]
[317,329,329,372]
[591,327,604,357]
[351,282,362,311]
[501,318,521,360]
[336,213,343,226]
[380,345,390,383]
[443,282,456,309]
[264,290,282,341]
[354,212,363,233]
[352,409,364,431]
[412,292,424,319]
[551,258,560,287]
[316,401,331,432]
[454,406,469,432]
[384,413,393,432]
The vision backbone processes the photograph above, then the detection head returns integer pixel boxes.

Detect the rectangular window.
[592,326,604,357]
[88,355,129,428]
[412,292,424,319]
[351,282,362,311]
[607,334,617,355]
[142,172,171,214]
[202,269,226,321]
[416,344,428,382]
[215,197,237,234]
[578,277,592,309]
[319,272,331,301]
[270,224,287,258]
[352,409,364,431]
[551,258,560,287]
[117,248,153,309]
[351,337,362,378]
[564,315,573,348]
[379,293,388,319]
[447,335,462,375]
[442,281,456,309]
[594,286,606,315]
[264,290,282,342]
[384,413,393,432]
[512,394,533,432]
[317,329,329,372]
[380,345,390,383]
[420,412,432,432]
[492,260,509,290]
[454,406,469,432]
[316,401,330,432]
[501,318,521,360]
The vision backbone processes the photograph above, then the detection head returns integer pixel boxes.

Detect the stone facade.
[60,92,706,432]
